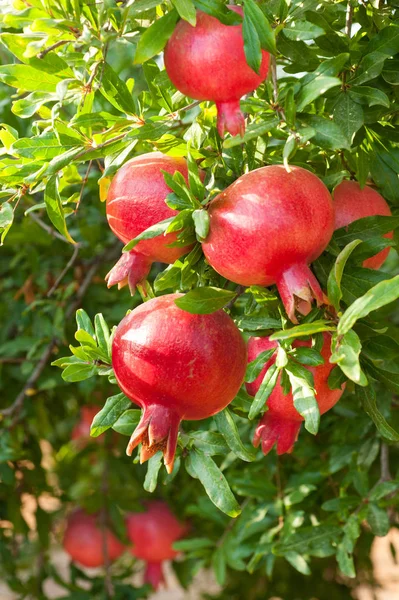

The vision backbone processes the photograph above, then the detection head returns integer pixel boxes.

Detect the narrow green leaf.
[192,209,210,242]
[249,363,279,420]
[349,85,390,108]
[338,274,399,336]
[245,348,276,383]
[144,452,163,493]
[242,8,261,74]
[307,115,350,150]
[366,503,390,537]
[331,330,368,386]
[212,546,226,586]
[327,240,363,311]
[290,347,324,367]
[270,321,336,341]
[76,309,95,338]
[0,64,61,92]
[223,117,279,147]
[90,393,132,437]
[175,287,235,314]
[188,449,241,517]
[123,216,174,252]
[333,94,364,144]
[172,0,197,25]
[284,551,311,575]
[94,314,111,359]
[244,0,276,55]
[356,385,399,442]
[214,408,256,462]
[112,410,141,436]
[62,363,96,383]
[296,75,341,112]
[286,362,319,435]
[134,10,179,64]
[97,63,135,115]
[44,176,75,244]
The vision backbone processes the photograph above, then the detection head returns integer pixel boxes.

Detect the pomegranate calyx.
[216,100,245,137]
[105,251,151,294]
[144,561,165,590]
[276,263,325,323]
[253,413,302,455]
[126,404,181,474]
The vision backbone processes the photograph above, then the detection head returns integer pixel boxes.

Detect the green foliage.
[1,1,399,598]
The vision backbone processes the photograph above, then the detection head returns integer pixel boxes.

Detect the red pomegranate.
[112,293,247,472]
[71,406,101,446]
[126,501,187,589]
[63,509,125,568]
[202,165,335,322]
[333,180,393,269]
[246,333,344,455]
[164,8,270,137]
[106,152,194,293]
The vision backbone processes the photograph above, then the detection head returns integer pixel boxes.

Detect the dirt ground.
[1,528,398,599]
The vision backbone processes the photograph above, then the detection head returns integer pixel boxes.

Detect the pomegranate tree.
[333,180,393,269]
[112,293,247,472]
[246,333,344,455]
[106,152,193,293]
[63,509,124,568]
[202,165,335,322]
[126,501,187,589]
[164,8,270,137]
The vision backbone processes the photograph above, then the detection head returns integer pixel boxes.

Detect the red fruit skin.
[63,510,124,568]
[112,293,247,472]
[202,165,334,322]
[164,9,270,136]
[333,180,393,269]
[246,333,344,455]
[71,406,101,445]
[105,152,193,292]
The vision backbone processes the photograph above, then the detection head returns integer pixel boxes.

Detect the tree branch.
[28,212,71,244]
[37,39,71,59]
[47,244,80,297]
[345,1,354,38]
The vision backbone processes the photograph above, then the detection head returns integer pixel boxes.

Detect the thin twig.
[37,39,71,59]
[345,1,354,38]
[75,160,93,213]
[100,461,114,598]
[47,244,80,297]
[28,212,71,244]
[224,285,246,310]
[380,443,391,482]
[271,55,279,106]
[0,358,27,364]
[73,133,127,161]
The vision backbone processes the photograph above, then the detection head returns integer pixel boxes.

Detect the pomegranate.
[71,406,101,446]
[164,8,270,137]
[106,152,194,293]
[112,293,247,472]
[63,509,124,568]
[202,165,335,322]
[333,180,393,269]
[246,333,344,455]
[126,501,187,589]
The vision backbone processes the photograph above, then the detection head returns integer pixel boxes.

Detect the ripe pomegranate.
[72,406,101,446]
[106,152,194,293]
[63,509,124,568]
[202,165,334,322]
[112,293,247,472]
[164,8,270,137]
[333,180,393,269]
[126,501,187,589]
[246,333,344,455]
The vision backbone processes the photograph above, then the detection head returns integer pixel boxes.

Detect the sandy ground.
[1,529,398,599]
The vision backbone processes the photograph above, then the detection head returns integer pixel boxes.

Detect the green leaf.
[327,240,363,312]
[290,347,324,367]
[306,116,350,150]
[248,363,279,420]
[0,202,13,244]
[76,309,95,338]
[173,537,214,551]
[192,209,210,242]
[356,386,399,442]
[286,362,319,435]
[330,330,368,386]
[336,544,356,578]
[10,133,79,160]
[144,452,163,493]
[366,503,390,537]
[270,321,336,341]
[296,75,341,112]
[94,314,111,360]
[214,408,256,462]
[112,410,141,436]
[284,19,324,41]
[130,0,163,15]
[244,0,276,55]
[172,0,196,25]
[62,363,97,382]
[367,23,399,56]
[245,348,276,383]
[174,287,235,314]
[0,64,61,92]
[188,449,241,517]
[44,176,75,244]
[97,63,135,115]
[134,10,179,64]
[369,481,399,501]
[190,431,229,456]
[212,546,226,586]
[333,94,364,144]
[242,7,262,74]
[338,274,399,336]
[284,551,311,576]
[123,217,174,252]
[348,86,390,108]
[223,117,279,148]
[90,393,132,437]
[328,365,347,390]
[237,315,282,332]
